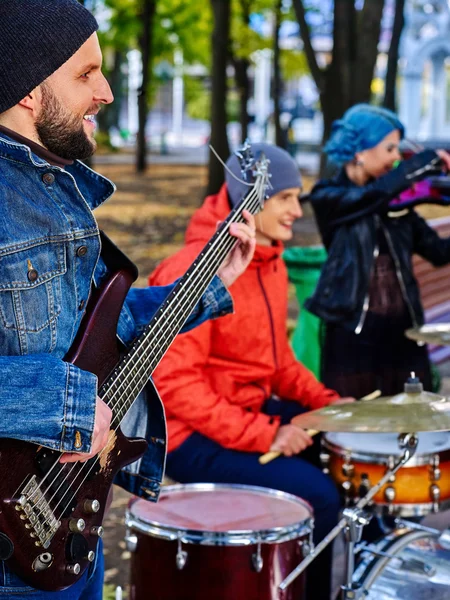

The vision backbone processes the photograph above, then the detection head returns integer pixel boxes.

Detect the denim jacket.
[0,132,233,501]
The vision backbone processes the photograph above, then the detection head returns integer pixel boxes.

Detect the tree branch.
[291,0,324,91]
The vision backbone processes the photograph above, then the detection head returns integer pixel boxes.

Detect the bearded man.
[0,1,256,598]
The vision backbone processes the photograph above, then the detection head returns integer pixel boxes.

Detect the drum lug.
[384,486,396,504]
[320,451,330,475]
[252,542,263,573]
[387,457,396,483]
[176,536,188,571]
[359,473,371,498]
[430,483,441,512]
[299,540,312,558]
[124,530,138,553]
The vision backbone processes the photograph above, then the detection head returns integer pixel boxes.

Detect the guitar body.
[0,267,148,590]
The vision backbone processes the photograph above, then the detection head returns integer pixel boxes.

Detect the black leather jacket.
[305,150,450,332]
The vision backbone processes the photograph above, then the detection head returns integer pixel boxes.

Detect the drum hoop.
[322,436,450,467]
[126,483,314,546]
[353,528,439,591]
[369,498,450,518]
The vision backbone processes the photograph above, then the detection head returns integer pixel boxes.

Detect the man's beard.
[35,84,97,161]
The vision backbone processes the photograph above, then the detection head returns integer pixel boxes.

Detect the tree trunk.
[206,0,231,196]
[233,58,250,142]
[232,0,251,143]
[292,0,385,175]
[353,0,385,104]
[136,0,157,173]
[383,0,405,111]
[273,0,285,148]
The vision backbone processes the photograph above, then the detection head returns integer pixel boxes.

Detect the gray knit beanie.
[225,143,302,207]
[0,0,98,114]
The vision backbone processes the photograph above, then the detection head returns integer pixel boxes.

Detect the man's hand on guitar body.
[217,210,256,288]
[60,397,112,463]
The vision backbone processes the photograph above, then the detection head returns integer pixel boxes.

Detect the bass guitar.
[0,144,269,591]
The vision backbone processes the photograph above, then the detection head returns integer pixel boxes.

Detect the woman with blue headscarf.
[305,103,450,397]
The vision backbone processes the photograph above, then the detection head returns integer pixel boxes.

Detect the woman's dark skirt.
[321,312,432,398]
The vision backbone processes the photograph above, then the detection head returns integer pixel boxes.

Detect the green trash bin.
[283,246,327,379]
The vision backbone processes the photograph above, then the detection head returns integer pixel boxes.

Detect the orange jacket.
[149,185,340,453]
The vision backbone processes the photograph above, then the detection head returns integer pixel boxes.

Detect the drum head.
[127,483,312,545]
[354,528,450,599]
[324,431,450,457]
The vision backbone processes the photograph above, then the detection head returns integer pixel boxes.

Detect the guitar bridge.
[16,476,61,548]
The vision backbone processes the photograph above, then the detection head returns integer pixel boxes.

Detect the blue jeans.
[0,540,104,599]
[166,398,340,600]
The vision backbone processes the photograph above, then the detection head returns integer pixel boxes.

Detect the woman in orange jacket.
[150,143,346,600]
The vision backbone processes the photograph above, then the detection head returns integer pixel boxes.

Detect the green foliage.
[185,77,210,120]
[280,48,308,79]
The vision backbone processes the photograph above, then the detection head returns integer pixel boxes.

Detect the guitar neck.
[100,177,266,426]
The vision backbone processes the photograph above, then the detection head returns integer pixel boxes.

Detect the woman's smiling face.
[255,187,303,246]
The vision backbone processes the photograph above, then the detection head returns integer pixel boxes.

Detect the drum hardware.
[124,530,138,553]
[355,542,436,577]
[258,390,381,466]
[319,451,330,474]
[406,323,450,346]
[279,432,418,598]
[353,522,450,597]
[176,535,188,571]
[290,374,450,433]
[251,538,263,573]
[358,474,371,498]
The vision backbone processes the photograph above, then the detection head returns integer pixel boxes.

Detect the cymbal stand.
[279,432,418,598]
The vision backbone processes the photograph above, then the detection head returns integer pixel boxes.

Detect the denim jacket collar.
[0,132,116,211]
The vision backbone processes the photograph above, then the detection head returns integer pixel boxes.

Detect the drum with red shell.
[125,483,314,600]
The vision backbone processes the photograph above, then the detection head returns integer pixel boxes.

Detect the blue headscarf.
[324,104,405,166]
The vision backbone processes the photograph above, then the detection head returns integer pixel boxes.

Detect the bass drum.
[353,525,450,599]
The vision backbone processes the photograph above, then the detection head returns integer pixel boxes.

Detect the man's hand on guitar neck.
[217,210,256,288]
[60,397,113,463]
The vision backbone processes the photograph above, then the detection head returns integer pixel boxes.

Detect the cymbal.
[291,390,450,433]
[406,324,450,346]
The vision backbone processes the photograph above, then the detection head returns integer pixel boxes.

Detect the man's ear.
[18,91,37,112]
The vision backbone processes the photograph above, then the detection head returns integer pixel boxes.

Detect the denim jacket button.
[27,268,38,282]
[76,245,88,257]
[42,173,55,185]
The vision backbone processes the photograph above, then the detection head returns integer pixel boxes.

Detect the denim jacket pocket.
[0,242,66,334]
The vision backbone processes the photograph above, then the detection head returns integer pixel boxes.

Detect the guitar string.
[25,181,266,535]
[38,185,264,535]
[27,178,264,524]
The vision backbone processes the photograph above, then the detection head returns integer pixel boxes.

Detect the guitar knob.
[84,500,100,514]
[0,532,14,560]
[69,519,85,533]
[66,563,81,575]
[87,550,95,562]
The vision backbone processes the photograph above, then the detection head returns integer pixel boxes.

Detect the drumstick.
[258,389,382,466]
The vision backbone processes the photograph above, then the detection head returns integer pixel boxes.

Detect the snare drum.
[125,483,314,600]
[353,525,450,598]
[322,432,450,516]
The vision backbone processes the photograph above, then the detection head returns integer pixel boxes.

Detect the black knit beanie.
[0,0,98,114]
[225,143,302,207]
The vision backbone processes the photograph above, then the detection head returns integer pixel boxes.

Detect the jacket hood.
[186,184,284,266]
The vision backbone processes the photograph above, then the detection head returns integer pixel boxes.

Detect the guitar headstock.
[235,140,271,210]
